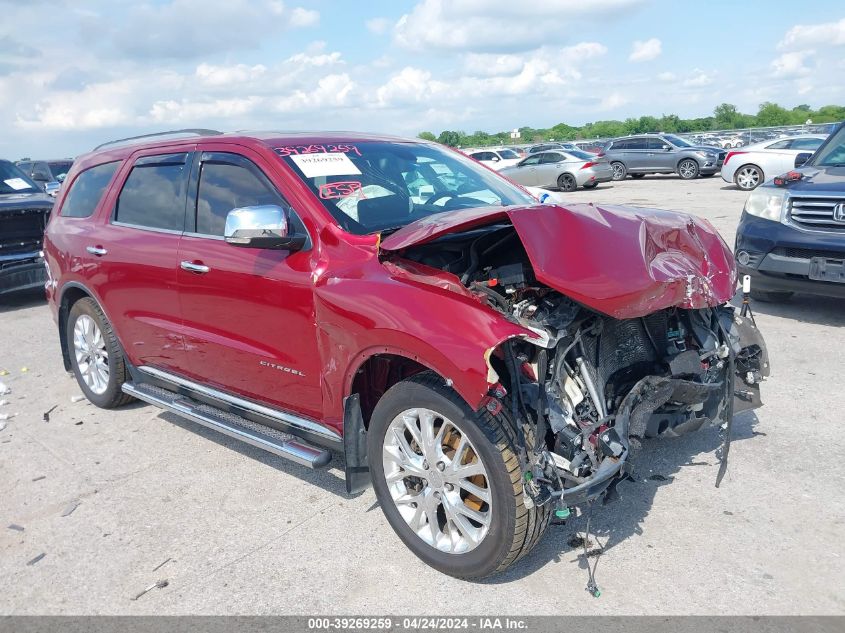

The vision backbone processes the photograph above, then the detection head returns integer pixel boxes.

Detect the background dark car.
[603,134,725,181]
[0,160,54,296]
[735,122,845,302]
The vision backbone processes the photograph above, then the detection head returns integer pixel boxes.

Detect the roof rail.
[92,129,223,152]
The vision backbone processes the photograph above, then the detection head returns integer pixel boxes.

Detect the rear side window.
[115,153,189,231]
[196,161,283,236]
[790,137,823,150]
[60,161,119,218]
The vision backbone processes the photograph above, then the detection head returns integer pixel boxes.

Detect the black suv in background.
[0,160,54,296]
[735,122,845,301]
[603,134,725,181]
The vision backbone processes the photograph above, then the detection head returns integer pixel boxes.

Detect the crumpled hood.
[381,204,737,319]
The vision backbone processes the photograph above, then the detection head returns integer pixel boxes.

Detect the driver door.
[509,154,542,186]
[176,146,323,421]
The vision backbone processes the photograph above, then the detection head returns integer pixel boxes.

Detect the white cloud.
[779,18,845,49]
[683,70,714,87]
[375,67,448,107]
[366,17,391,35]
[196,63,267,86]
[771,50,815,78]
[394,0,642,52]
[657,71,676,81]
[600,93,628,110]
[290,7,319,27]
[629,38,661,62]
[150,97,262,123]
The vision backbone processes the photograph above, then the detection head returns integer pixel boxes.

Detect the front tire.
[368,372,550,579]
[630,173,646,179]
[610,162,627,181]
[678,158,700,180]
[67,297,133,408]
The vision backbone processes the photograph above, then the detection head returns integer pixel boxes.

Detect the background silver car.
[499,149,613,191]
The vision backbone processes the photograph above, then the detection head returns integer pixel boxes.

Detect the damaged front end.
[380,203,770,511]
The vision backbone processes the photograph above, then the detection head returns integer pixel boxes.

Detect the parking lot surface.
[1,175,843,615]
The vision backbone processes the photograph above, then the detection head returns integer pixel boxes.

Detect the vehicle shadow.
[0,288,46,314]
[731,294,845,327]
[481,410,761,584]
[157,411,352,497]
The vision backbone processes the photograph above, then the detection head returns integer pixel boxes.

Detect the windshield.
[48,161,73,181]
[276,141,535,235]
[565,149,596,161]
[810,125,845,167]
[0,160,40,194]
[498,149,519,159]
[663,135,694,148]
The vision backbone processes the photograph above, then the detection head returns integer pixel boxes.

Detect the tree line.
[418,102,845,148]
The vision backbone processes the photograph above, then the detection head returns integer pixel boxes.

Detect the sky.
[2,0,845,158]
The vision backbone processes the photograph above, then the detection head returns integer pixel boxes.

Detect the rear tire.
[66,297,133,408]
[368,372,551,579]
[557,173,577,192]
[734,165,763,191]
[611,162,627,181]
[751,289,793,303]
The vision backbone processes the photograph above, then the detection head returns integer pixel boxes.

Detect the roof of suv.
[71,130,426,177]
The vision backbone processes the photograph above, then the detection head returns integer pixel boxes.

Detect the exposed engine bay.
[392,222,770,508]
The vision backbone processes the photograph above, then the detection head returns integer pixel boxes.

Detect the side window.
[115,153,189,231]
[60,161,120,218]
[196,158,284,236]
[766,140,791,150]
[611,140,628,150]
[791,138,823,150]
[647,138,666,150]
[539,152,562,164]
[520,155,542,166]
[627,138,648,150]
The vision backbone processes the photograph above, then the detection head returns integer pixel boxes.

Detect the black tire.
[557,173,577,192]
[582,182,599,189]
[67,297,134,408]
[678,158,700,180]
[734,164,763,191]
[751,289,793,303]
[630,173,646,179]
[610,161,627,181]
[368,372,551,579]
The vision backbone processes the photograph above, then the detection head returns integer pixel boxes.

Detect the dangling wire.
[583,500,602,597]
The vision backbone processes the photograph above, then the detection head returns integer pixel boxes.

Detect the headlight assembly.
[744,188,787,222]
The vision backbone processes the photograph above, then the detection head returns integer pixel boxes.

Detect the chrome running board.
[122,382,332,469]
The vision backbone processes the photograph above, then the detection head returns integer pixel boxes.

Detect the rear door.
[91,148,193,373]
[176,146,323,421]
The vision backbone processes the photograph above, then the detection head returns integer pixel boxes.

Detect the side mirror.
[491,155,500,162]
[794,152,812,168]
[224,205,306,250]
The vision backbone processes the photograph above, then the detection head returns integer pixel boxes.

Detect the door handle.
[86,245,107,256]
[180,260,210,274]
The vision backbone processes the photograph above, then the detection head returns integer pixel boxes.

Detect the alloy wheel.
[382,408,492,554]
[73,314,109,394]
[611,163,625,180]
[679,159,698,179]
[736,166,761,190]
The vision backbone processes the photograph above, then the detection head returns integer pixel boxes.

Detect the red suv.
[44,130,768,579]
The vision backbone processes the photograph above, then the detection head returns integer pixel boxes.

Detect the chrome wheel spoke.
[383,407,492,554]
[72,315,109,395]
